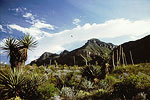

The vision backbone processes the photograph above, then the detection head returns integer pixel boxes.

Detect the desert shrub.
[105,75,118,85]
[8,96,22,100]
[47,73,57,83]
[38,83,59,99]
[78,89,111,100]
[22,72,46,100]
[60,86,78,100]
[113,64,150,75]
[24,65,32,70]
[33,66,46,74]
[49,65,57,72]
[54,75,65,89]
[112,79,137,99]
[66,72,82,88]
[80,78,94,91]
[113,66,126,74]
[97,80,109,90]
[112,73,150,100]
[0,68,46,100]
[73,65,79,70]
[59,65,65,70]
[81,65,104,80]
[54,71,80,89]
[133,92,147,100]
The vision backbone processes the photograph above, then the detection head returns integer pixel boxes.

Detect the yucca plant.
[18,35,37,67]
[0,68,46,100]
[1,37,20,69]
[1,35,37,69]
[0,68,26,99]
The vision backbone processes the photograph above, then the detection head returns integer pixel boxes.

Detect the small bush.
[81,65,104,80]
[80,78,94,91]
[60,87,78,100]
[38,83,59,99]
[113,66,126,74]
[133,92,147,100]
[98,80,109,90]
[112,73,150,99]
[8,96,22,100]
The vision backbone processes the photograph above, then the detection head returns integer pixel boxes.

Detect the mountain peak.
[85,38,116,50]
[60,50,69,55]
[88,38,101,42]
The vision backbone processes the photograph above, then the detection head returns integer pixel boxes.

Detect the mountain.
[30,52,59,66]
[111,35,150,66]
[30,38,116,66]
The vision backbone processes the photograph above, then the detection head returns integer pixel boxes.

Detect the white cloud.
[26,18,150,63]
[5,11,55,40]
[8,11,55,40]
[0,51,3,54]
[9,7,24,13]
[24,8,27,10]
[23,13,33,18]
[0,25,6,33]
[72,18,81,25]
[23,12,36,24]
[33,20,54,30]
[15,8,19,12]
[8,24,52,40]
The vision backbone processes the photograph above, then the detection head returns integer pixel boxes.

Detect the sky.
[0,0,150,64]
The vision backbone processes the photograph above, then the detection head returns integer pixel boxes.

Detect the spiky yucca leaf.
[0,68,46,99]
[0,68,26,99]
[2,37,19,50]
[20,35,37,50]
[1,37,19,57]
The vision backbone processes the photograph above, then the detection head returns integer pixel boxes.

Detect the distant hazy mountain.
[30,38,116,66]
[111,35,150,65]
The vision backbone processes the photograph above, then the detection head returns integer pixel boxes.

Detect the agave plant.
[1,35,37,69]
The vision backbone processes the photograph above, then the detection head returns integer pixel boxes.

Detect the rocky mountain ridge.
[30,38,116,66]
[30,35,150,66]
[111,35,150,65]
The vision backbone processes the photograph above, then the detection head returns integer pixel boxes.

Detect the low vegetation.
[0,63,150,100]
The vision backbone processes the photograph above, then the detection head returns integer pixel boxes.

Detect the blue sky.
[0,0,150,64]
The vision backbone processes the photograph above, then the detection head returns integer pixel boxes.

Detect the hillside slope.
[111,35,150,65]
[30,38,116,66]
